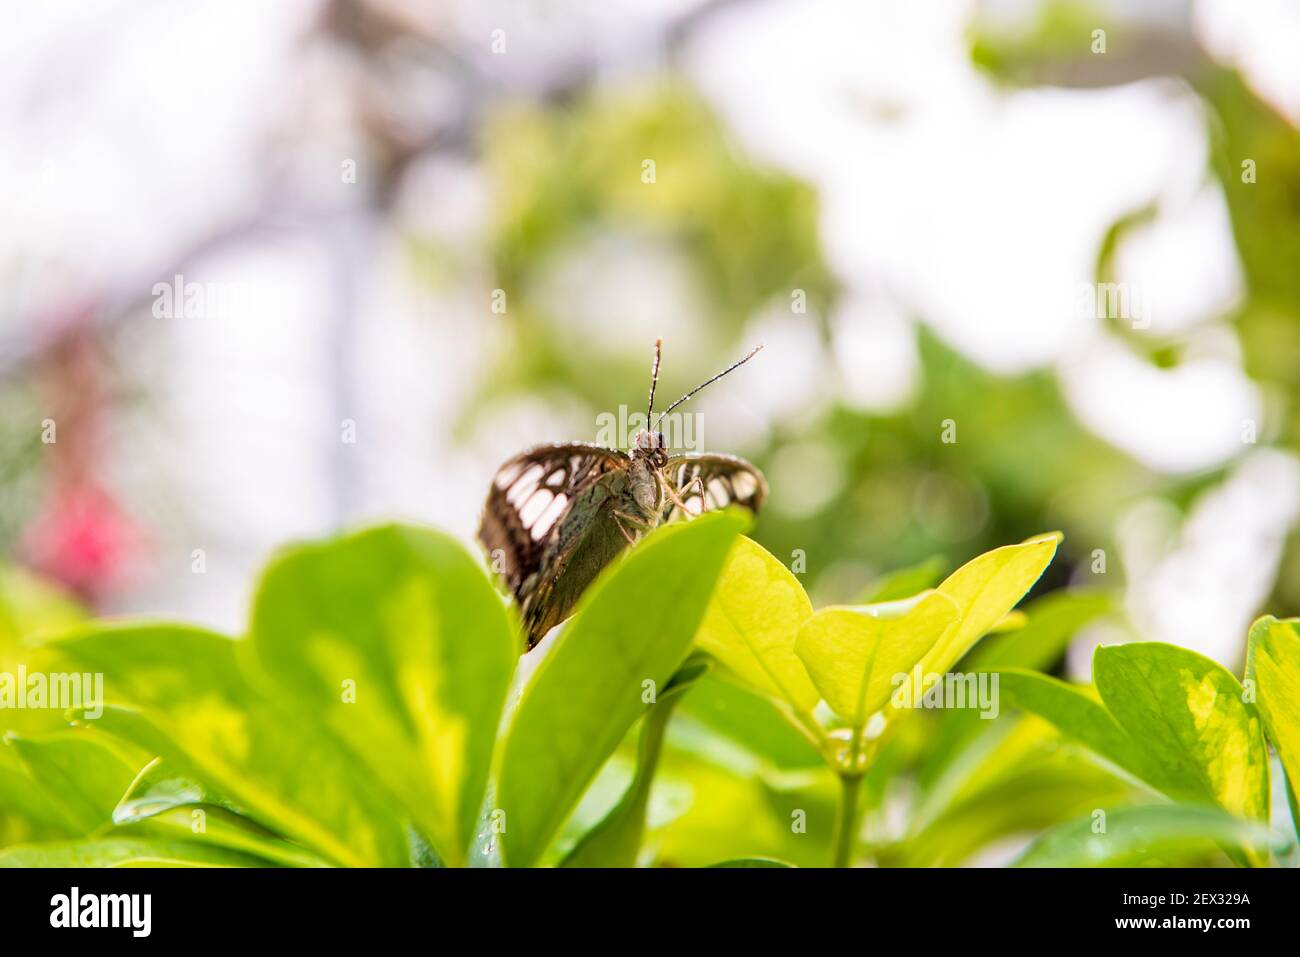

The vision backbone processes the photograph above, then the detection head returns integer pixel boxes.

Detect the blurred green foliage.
[417,64,1300,642]
[968,0,1300,616]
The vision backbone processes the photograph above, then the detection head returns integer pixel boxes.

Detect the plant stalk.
[832,772,865,868]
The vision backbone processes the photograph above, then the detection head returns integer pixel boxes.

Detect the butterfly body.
[516,462,639,643]
[478,343,766,650]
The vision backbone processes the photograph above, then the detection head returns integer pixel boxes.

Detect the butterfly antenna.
[653,344,764,430]
[646,338,662,422]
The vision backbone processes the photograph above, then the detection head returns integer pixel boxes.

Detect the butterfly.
[478,339,767,650]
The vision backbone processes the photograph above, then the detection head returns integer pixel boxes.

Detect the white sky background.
[0,0,1297,665]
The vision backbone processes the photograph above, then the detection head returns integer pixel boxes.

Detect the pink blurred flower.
[20,481,145,604]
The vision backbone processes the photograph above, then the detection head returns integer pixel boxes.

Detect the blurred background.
[2,0,1299,681]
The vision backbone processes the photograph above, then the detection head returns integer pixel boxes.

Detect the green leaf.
[113,760,330,867]
[498,509,747,868]
[676,677,823,770]
[709,857,795,867]
[899,722,1141,867]
[913,590,1116,794]
[0,563,83,647]
[112,758,230,825]
[965,589,1114,672]
[1014,804,1286,868]
[693,536,818,713]
[857,555,949,604]
[794,592,960,727]
[0,565,86,739]
[919,532,1061,677]
[54,626,411,867]
[4,732,139,835]
[648,747,838,867]
[987,611,1028,634]
[0,837,273,868]
[151,807,331,868]
[1247,616,1300,837]
[250,524,517,867]
[560,656,710,867]
[0,754,79,839]
[1094,642,1270,821]
[996,669,1152,783]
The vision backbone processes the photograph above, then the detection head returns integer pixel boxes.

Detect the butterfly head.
[633,337,764,474]
[643,338,764,436]
[632,428,669,469]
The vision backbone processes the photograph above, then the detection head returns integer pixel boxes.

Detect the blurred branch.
[1,0,755,383]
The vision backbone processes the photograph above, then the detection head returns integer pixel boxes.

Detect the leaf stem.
[559,690,680,867]
[832,772,864,868]
[799,714,837,761]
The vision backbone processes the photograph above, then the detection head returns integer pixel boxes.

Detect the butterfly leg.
[659,471,698,514]
[660,470,708,515]
[611,510,643,545]
[686,474,708,512]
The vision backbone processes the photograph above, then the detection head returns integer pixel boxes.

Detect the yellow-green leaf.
[0,837,271,868]
[0,563,84,648]
[53,627,412,867]
[250,524,518,867]
[794,592,959,727]
[1094,642,1269,822]
[919,532,1061,676]
[1246,616,1300,833]
[4,732,138,835]
[694,537,818,712]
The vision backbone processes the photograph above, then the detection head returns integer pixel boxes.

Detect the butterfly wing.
[478,442,632,649]
[661,452,768,522]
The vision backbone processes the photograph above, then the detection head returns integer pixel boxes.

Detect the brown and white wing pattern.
[661,453,767,523]
[477,442,628,618]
